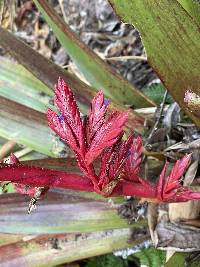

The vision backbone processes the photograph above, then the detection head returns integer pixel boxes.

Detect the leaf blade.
[0,97,59,156]
[109,0,200,126]
[33,0,155,108]
[0,191,146,234]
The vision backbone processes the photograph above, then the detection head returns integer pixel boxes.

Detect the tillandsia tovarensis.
[1,78,200,210]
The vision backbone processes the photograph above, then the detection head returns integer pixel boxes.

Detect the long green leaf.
[0,56,147,132]
[142,83,173,105]
[0,56,146,133]
[0,56,52,95]
[0,234,23,247]
[0,191,146,234]
[33,0,155,108]
[18,151,48,161]
[0,56,52,113]
[177,0,200,26]
[0,26,93,113]
[164,252,200,267]
[109,0,200,127]
[0,27,147,133]
[0,230,146,266]
[0,97,64,156]
[130,247,166,267]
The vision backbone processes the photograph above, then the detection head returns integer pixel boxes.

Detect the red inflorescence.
[0,78,200,203]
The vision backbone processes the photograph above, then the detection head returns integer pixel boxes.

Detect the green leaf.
[0,234,23,247]
[0,27,147,133]
[142,83,173,105]
[0,229,144,266]
[0,183,15,194]
[129,247,166,267]
[177,0,200,26]
[109,0,200,127]
[18,151,48,161]
[0,25,93,114]
[0,97,64,157]
[164,252,200,267]
[0,190,147,234]
[33,0,155,108]
[0,56,53,113]
[85,254,127,267]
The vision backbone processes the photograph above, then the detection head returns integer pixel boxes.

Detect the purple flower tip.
[58,113,65,122]
[104,99,110,107]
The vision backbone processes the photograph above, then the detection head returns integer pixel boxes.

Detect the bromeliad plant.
[0,78,200,205]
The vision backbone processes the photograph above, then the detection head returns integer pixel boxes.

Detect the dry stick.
[3,147,33,162]
[9,0,15,31]
[144,90,168,147]
[105,55,147,61]
[0,140,16,160]
[58,0,68,23]
[0,0,4,24]
[13,147,32,159]
[146,97,167,243]
[143,90,168,179]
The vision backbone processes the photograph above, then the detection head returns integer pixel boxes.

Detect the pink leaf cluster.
[47,78,129,195]
[1,78,200,203]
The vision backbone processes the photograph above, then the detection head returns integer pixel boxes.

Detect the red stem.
[0,164,94,192]
[112,180,157,199]
[0,164,157,199]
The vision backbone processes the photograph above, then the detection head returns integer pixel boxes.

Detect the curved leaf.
[33,0,155,108]
[0,191,146,234]
[178,0,200,26]
[109,0,200,127]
